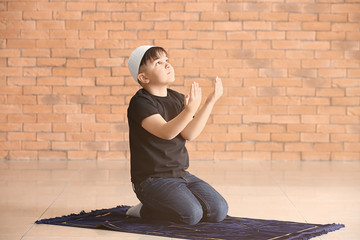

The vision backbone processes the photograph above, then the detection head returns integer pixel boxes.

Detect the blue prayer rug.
[36,205,344,240]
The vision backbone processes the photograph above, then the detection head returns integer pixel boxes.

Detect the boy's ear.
[138,72,150,84]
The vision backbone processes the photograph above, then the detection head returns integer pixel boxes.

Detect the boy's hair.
[139,47,168,72]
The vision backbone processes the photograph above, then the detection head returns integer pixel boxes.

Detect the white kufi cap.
[128,45,155,83]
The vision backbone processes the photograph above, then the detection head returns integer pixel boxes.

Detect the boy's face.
[139,52,175,86]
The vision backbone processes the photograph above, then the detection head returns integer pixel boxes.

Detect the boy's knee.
[208,198,228,223]
[180,205,203,225]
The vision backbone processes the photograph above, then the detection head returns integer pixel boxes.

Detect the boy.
[126,45,228,225]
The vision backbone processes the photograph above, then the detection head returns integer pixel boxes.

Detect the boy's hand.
[206,76,223,105]
[184,82,202,114]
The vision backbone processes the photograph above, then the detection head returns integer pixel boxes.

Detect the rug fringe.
[287,223,345,240]
[35,205,130,224]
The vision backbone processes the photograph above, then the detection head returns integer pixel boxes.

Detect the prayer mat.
[36,205,344,240]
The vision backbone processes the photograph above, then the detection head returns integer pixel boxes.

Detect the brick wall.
[1,0,359,161]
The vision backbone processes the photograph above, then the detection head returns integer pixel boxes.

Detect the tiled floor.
[0,159,359,240]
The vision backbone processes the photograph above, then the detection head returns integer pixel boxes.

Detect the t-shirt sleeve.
[128,95,159,125]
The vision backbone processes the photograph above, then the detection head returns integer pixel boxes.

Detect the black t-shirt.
[127,88,189,183]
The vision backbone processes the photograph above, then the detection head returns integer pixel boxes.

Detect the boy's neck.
[143,85,168,97]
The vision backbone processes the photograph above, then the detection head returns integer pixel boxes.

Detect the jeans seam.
[191,190,211,218]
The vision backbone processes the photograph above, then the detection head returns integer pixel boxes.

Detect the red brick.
[23,141,50,150]
[285,143,313,152]
[332,97,359,106]
[257,31,285,40]
[23,11,52,20]
[8,2,36,11]
[212,133,241,142]
[138,30,167,40]
[260,12,288,21]
[97,2,125,11]
[37,114,66,123]
[9,151,38,160]
[242,40,270,49]
[24,123,51,132]
[126,3,154,12]
[243,133,270,142]
[256,142,283,151]
[345,143,360,152]
[318,106,346,115]
[302,152,330,161]
[7,96,36,105]
[37,133,65,141]
[331,133,359,143]
[52,142,80,150]
[37,58,66,67]
[96,114,124,123]
[332,152,359,161]
[66,39,94,49]
[272,116,300,124]
[125,21,154,30]
[142,12,169,21]
[201,12,229,21]
[52,49,79,58]
[243,152,270,161]
[170,12,199,21]
[332,4,360,13]
[7,40,36,49]
[0,141,21,150]
[53,11,81,20]
[230,12,258,21]
[53,68,81,77]
[82,12,110,21]
[82,142,109,151]
[112,13,139,21]
[214,151,241,161]
[185,3,213,12]
[8,114,36,123]
[185,21,212,31]
[272,133,300,142]
[53,105,80,113]
[97,151,127,161]
[79,30,109,40]
[66,133,94,141]
[8,132,36,141]
[96,133,125,141]
[39,151,66,160]
[67,2,95,11]
[53,87,81,95]
[37,20,65,30]
[244,21,272,30]
[23,105,52,114]
[272,152,301,161]
[53,123,81,132]
[301,133,329,142]
[301,115,330,124]
[190,151,214,160]
[301,97,330,106]
[227,31,255,40]
[314,143,343,152]
[303,22,331,31]
[226,142,254,152]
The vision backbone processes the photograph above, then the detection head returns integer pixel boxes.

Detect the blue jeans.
[133,172,228,225]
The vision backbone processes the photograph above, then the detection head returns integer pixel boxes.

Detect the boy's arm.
[180,77,223,141]
[141,82,201,140]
